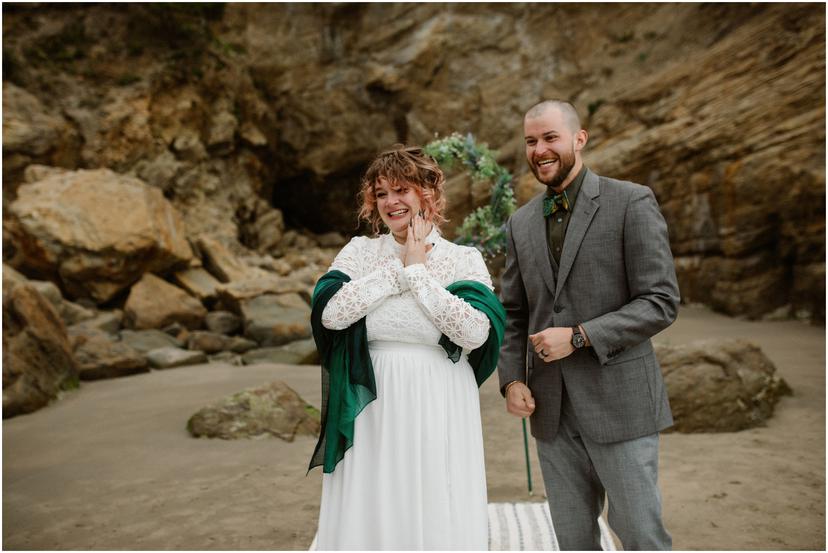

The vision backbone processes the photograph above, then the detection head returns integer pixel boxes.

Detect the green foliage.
[305,404,321,421]
[60,374,80,391]
[424,133,516,259]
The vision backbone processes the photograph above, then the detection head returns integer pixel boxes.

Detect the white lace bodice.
[321,228,493,351]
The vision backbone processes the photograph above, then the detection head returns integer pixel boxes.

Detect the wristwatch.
[571,326,586,349]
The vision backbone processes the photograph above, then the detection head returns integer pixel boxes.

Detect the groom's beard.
[530,147,576,190]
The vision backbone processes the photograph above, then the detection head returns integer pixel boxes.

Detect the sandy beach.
[3,305,825,550]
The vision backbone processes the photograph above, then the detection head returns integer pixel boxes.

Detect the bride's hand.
[403,211,433,266]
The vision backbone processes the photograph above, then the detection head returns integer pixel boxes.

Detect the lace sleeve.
[321,238,404,330]
[403,247,492,350]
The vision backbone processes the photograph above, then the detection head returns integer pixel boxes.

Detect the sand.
[3,305,825,550]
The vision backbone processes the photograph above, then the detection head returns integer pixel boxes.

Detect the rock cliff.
[2,3,824,321]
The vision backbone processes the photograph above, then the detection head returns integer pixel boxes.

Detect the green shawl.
[308,271,505,474]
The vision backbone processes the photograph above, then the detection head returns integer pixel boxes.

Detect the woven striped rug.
[488,502,617,551]
[310,502,616,550]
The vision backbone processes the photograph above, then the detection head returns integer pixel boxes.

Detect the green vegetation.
[424,133,516,259]
[305,404,321,420]
[60,374,80,391]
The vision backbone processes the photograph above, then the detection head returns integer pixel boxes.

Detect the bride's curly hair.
[358,144,447,235]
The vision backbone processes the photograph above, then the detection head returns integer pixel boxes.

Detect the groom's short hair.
[525,100,581,133]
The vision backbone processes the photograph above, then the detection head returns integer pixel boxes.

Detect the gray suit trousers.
[536,390,672,551]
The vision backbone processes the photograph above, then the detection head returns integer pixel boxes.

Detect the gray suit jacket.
[498,169,679,444]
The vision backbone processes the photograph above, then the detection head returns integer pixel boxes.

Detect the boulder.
[242,339,319,366]
[162,322,187,337]
[26,279,97,326]
[124,273,207,330]
[2,83,79,196]
[172,267,222,303]
[5,168,193,303]
[241,293,312,346]
[3,282,79,418]
[3,263,29,287]
[196,235,261,283]
[120,329,183,353]
[205,310,242,335]
[23,164,71,184]
[315,231,348,248]
[227,336,258,353]
[186,331,231,354]
[67,310,123,336]
[73,334,149,380]
[207,110,238,153]
[186,380,320,441]
[658,339,792,433]
[207,351,244,366]
[146,347,208,369]
[216,275,308,313]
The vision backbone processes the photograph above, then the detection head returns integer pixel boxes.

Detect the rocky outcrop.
[204,310,242,335]
[68,311,122,336]
[240,293,312,346]
[124,273,207,330]
[5,168,193,303]
[584,6,826,322]
[73,334,148,380]
[2,83,80,202]
[659,339,792,433]
[119,329,183,353]
[186,331,256,354]
[242,339,319,366]
[146,347,207,370]
[1,3,822,323]
[3,277,79,418]
[186,380,320,440]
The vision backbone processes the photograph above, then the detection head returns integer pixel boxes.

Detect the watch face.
[572,332,585,348]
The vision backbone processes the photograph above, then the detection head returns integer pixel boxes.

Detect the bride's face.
[375,177,422,239]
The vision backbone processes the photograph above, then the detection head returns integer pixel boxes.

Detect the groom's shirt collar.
[545,166,587,267]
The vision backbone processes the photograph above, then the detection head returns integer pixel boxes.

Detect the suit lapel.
[526,195,558,298]
[555,170,600,299]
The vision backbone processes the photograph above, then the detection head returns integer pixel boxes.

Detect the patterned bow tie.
[543,191,570,217]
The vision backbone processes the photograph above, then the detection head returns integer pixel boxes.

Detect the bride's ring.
[540,349,547,357]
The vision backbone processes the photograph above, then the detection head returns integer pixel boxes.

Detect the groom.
[498,100,679,551]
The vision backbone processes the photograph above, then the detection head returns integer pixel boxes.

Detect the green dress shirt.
[546,165,587,268]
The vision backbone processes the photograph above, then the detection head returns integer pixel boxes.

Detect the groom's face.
[524,108,580,190]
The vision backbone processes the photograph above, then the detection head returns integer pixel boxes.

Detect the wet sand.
[3,305,825,550]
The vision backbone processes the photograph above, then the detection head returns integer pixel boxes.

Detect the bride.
[309,145,504,550]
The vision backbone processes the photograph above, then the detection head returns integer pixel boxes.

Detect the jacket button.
[554,305,563,313]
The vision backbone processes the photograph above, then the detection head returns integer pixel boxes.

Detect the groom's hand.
[529,327,575,362]
[506,382,536,417]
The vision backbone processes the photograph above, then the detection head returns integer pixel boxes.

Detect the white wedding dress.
[314,228,492,551]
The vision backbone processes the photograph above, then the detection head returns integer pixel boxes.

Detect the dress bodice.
[320,229,493,350]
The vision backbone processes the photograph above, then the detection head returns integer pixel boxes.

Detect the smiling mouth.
[388,208,408,217]
[537,159,558,168]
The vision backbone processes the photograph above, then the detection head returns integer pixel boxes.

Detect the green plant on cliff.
[424,133,516,259]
